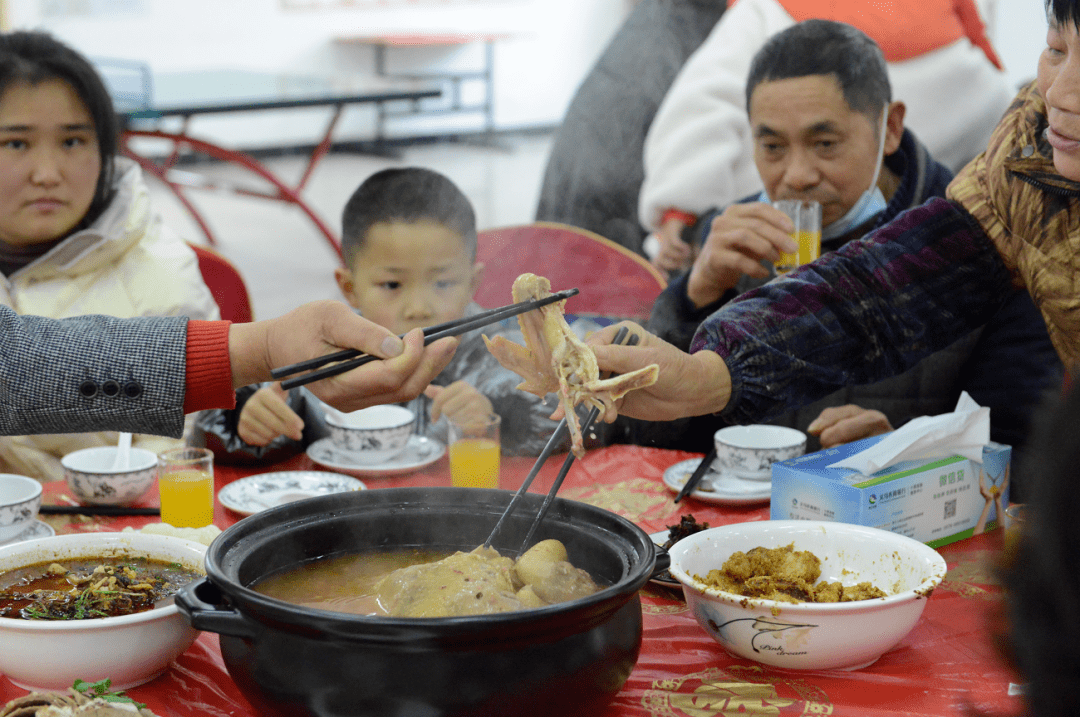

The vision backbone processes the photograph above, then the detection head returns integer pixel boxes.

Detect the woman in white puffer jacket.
[0,31,219,483]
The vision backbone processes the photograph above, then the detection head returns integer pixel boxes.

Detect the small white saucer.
[219,471,366,516]
[306,435,446,478]
[662,458,771,505]
[0,519,55,547]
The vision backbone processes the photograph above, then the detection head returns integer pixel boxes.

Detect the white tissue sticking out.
[827,391,990,474]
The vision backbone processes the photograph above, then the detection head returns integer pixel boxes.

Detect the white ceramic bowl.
[713,425,807,480]
[325,405,415,464]
[61,446,158,506]
[0,474,42,542]
[667,520,947,670]
[0,531,206,690]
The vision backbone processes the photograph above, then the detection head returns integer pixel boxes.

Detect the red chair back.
[188,243,255,323]
[474,222,666,322]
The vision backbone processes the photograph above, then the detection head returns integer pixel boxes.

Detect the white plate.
[306,435,446,478]
[0,519,55,547]
[218,471,366,516]
[662,458,772,505]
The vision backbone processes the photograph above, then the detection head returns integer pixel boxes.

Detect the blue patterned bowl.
[61,446,159,506]
[324,405,415,464]
[0,474,41,542]
[713,425,806,481]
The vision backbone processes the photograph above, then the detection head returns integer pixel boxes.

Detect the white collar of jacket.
[8,157,150,282]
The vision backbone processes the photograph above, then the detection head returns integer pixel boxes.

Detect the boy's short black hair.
[341,167,477,265]
[745,19,891,124]
[1048,0,1080,30]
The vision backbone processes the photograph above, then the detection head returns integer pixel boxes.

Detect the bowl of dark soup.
[0,532,206,690]
[176,486,659,717]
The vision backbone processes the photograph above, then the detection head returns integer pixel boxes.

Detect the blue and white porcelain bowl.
[61,446,159,506]
[0,474,42,542]
[667,520,946,670]
[325,405,415,464]
[713,425,807,481]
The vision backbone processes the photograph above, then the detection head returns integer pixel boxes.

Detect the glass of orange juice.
[448,414,501,489]
[773,199,822,273]
[158,446,215,528]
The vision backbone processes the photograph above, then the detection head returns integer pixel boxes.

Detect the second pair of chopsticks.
[484,327,639,554]
[273,288,579,390]
[673,445,717,504]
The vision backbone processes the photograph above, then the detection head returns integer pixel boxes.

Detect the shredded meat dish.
[697,543,887,604]
[483,273,659,456]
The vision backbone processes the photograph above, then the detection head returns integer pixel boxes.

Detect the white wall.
[1,0,1055,149]
[990,1,1047,89]
[5,0,626,147]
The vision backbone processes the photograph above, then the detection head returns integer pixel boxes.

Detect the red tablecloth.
[2,445,1024,717]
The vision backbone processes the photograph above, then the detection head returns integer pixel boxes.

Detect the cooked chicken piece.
[483,273,659,456]
[375,546,522,617]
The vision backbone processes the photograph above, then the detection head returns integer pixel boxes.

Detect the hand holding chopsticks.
[272,289,579,390]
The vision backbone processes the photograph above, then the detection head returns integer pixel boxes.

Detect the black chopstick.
[275,288,579,390]
[674,446,717,504]
[484,327,636,554]
[517,330,640,552]
[39,505,161,516]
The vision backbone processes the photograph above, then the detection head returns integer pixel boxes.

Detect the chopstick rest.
[275,288,579,390]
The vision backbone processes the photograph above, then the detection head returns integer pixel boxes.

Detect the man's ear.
[883,101,906,156]
[470,261,486,297]
[334,266,360,308]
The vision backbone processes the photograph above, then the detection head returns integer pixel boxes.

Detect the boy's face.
[1039,17,1080,182]
[335,220,482,337]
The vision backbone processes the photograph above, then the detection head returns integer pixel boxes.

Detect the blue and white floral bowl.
[0,474,42,542]
[713,425,807,481]
[61,446,159,506]
[325,405,415,464]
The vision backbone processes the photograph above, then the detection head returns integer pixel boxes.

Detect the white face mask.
[761,105,891,240]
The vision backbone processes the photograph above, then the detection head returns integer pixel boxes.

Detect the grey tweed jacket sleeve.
[0,306,189,437]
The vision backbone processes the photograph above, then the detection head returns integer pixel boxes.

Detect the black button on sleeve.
[123,381,143,399]
[79,380,98,398]
[102,380,121,397]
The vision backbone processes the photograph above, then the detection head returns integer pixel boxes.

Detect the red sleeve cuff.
[662,208,697,226]
[183,320,235,413]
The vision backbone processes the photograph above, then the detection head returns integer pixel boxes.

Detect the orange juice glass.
[773,199,822,273]
[448,414,501,488]
[158,447,215,528]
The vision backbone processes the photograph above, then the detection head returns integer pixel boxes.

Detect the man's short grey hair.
[745,19,892,122]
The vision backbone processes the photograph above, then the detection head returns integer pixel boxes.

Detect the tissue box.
[770,434,1011,548]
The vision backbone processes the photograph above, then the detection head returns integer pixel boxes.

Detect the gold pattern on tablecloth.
[561,478,678,523]
[642,585,689,614]
[938,552,999,599]
[642,666,832,716]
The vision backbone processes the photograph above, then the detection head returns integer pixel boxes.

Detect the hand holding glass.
[158,447,215,528]
[448,414,501,489]
[773,199,822,273]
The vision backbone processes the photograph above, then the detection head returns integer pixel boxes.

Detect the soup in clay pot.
[253,539,600,617]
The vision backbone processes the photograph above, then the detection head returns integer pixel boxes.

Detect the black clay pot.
[176,487,658,717]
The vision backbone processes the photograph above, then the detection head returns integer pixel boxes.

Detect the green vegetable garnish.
[73,677,147,708]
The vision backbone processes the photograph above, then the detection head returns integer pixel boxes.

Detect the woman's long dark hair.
[0,31,118,232]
